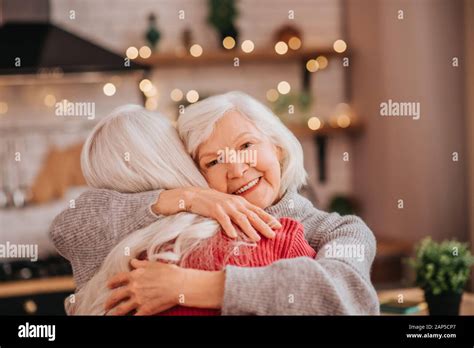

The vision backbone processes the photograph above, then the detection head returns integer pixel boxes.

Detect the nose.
[227,162,249,180]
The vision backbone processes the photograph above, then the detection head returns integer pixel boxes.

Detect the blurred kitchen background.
[0,0,473,314]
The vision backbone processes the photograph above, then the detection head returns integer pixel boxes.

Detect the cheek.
[203,169,227,191]
[255,147,281,185]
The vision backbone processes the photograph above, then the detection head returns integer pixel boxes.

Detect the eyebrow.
[198,131,256,161]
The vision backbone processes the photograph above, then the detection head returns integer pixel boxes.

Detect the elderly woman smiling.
[50,91,378,315]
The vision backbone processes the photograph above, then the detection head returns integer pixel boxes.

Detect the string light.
[306,59,319,72]
[241,40,255,53]
[277,81,291,94]
[186,90,199,103]
[337,114,351,128]
[307,117,322,130]
[145,98,158,110]
[222,36,236,50]
[139,46,152,59]
[333,39,347,53]
[190,44,203,57]
[316,56,329,69]
[126,46,139,59]
[288,37,302,50]
[139,79,153,93]
[44,94,56,107]
[103,83,116,96]
[266,89,279,102]
[170,88,184,102]
[274,41,288,55]
[144,86,158,97]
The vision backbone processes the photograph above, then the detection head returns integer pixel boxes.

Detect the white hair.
[177,91,307,197]
[71,105,250,315]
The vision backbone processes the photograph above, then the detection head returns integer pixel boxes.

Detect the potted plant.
[408,237,474,315]
[207,0,239,47]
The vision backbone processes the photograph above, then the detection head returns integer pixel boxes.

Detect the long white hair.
[70,105,248,315]
[177,91,307,196]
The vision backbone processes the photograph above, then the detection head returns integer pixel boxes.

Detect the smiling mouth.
[232,177,262,195]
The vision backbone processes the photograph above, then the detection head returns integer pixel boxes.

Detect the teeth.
[234,178,259,194]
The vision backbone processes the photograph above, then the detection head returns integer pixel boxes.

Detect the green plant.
[207,0,239,38]
[407,237,474,295]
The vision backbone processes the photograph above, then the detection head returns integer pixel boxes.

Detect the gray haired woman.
[51,91,379,315]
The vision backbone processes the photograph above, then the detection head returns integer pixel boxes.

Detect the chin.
[246,192,274,209]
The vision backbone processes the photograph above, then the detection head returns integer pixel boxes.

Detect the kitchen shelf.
[0,276,75,298]
[136,46,345,68]
[287,122,363,139]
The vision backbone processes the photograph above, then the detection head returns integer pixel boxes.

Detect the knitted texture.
[50,189,379,315]
[154,217,315,315]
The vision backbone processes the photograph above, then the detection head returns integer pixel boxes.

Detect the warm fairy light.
[139,46,152,59]
[277,81,291,95]
[186,90,199,103]
[170,88,184,102]
[222,36,236,49]
[306,59,319,72]
[190,44,203,57]
[103,83,116,96]
[126,46,139,59]
[0,102,8,114]
[333,39,347,53]
[139,79,153,93]
[307,117,322,130]
[44,94,56,107]
[316,56,328,69]
[337,114,351,128]
[144,86,158,97]
[274,41,288,55]
[266,89,279,102]
[145,98,158,111]
[241,40,255,53]
[288,37,302,50]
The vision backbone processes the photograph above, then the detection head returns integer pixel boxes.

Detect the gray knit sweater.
[49,189,379,315]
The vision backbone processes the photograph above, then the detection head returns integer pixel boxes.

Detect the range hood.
[0,0,145,75]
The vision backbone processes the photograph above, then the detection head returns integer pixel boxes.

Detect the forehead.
[199,111,260,152]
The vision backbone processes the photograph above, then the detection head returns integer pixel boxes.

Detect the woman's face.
[196,111,282,209]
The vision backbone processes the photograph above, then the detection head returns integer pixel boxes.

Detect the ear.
[275,145,284,162]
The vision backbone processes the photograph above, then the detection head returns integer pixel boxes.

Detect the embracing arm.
[49,189,163,288]
[221,207,379,315]
[50,187,280,289]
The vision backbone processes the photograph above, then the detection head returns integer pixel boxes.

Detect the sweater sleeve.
[221,196,379,315]
[49,188,163,289]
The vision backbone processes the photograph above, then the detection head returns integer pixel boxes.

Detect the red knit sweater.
[155,217,316,316]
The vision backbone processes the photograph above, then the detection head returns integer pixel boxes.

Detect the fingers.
[249,205,282,230]
[243,208,276,239]
[109,299,137,316]
[105,287,131,311]
[216,209,238,238]
[107,272,130,289]
[231,212,260,241]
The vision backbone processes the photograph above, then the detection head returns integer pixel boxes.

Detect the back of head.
[81,104,208,192]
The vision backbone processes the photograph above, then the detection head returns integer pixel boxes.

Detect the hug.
[49,91,379,315]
